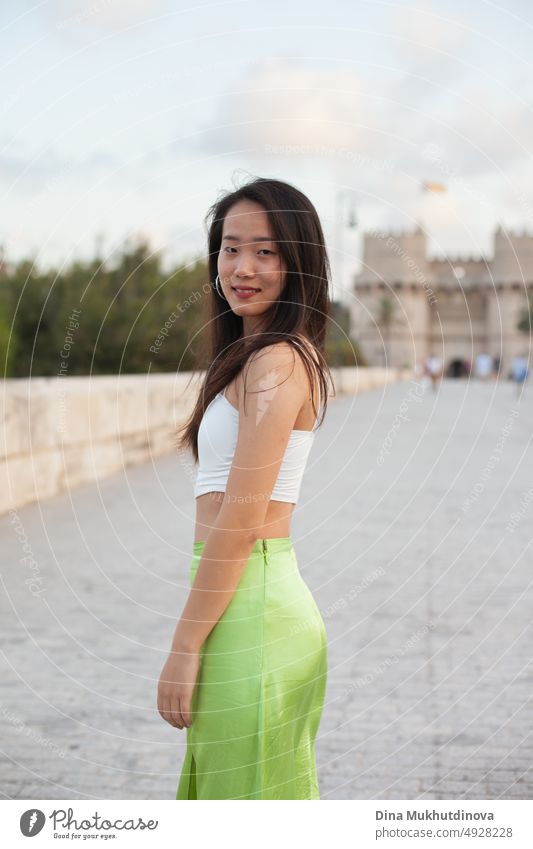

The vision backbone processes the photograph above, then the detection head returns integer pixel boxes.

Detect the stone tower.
[350,225,533,375]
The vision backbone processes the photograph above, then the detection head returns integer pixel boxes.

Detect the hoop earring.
[214,274,226,300]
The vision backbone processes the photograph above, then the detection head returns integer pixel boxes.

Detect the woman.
[157,176,334,800]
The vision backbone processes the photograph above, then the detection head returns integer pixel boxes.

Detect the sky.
[1,0,532,303]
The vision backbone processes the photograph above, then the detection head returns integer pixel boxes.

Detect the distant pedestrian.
[425,354,443,392]
[475,352,493,381]
[511,355,529,396]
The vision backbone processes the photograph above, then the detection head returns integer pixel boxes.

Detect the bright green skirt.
[176,537,328,800]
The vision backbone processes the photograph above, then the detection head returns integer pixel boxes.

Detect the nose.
[234,252,256,278]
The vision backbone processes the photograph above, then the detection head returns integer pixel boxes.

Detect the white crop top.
[194,340,323,504]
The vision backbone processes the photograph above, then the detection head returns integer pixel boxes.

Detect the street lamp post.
[335,190,358,306]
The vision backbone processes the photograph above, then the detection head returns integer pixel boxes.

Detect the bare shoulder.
[245,336,319,372]
[246,339,300,364]
[242,340,309,398]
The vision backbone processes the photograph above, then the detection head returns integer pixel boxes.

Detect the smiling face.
[217,199,288,336]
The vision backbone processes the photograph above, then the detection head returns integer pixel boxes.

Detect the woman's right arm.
[171,340,309,651]
[157,342,309,728]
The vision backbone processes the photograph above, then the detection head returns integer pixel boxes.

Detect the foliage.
[325,300,366,366]
[517,292,533,336]
[0,239,209,376]
[0,241,367,375]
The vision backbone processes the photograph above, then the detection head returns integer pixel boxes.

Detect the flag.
[421,181,446,193]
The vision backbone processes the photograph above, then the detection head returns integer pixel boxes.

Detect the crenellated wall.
[352,225,533,370]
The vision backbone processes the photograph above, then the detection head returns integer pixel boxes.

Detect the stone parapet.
[1,367,412,514]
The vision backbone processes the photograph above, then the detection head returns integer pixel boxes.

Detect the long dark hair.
[176,175,334,462]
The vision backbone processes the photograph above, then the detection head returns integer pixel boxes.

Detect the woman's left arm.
[157,342,309,729]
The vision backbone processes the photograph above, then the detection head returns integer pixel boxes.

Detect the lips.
[232,286,261,292]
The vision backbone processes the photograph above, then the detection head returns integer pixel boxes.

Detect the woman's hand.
[157,649,201,730]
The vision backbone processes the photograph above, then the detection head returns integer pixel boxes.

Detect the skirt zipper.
[256,538,267,798]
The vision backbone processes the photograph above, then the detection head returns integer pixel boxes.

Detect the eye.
[223,246,236,253]
[258,249,274,255]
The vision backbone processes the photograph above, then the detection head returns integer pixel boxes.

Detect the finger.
[171,697,186,729]
[165,695,183,729]
[157,689,166,723]
[181,693,192,727]
[162,695,181,729]
[159,695,172,726]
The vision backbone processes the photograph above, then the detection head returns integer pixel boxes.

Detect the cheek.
[266,261,285,283]
[218,253,231,274]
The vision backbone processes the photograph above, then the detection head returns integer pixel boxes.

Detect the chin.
[232,301,270,313]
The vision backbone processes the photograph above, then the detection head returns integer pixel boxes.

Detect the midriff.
[194,492,294,543]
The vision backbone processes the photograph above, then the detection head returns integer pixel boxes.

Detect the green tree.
[517,291,533,336]
[0,238,373,375]
[325,300,366,366]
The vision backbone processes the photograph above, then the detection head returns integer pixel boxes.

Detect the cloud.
[176,50,533,251]
[0,147,117,195]
[190,59,372,155]
[391,3,469,58]
[379,4,471,106]
[416,88,533,182]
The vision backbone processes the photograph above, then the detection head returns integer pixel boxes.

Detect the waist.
[193,536,294,557]
[194,497,295,545]
[190,537,299,588]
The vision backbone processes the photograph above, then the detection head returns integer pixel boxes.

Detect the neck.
[242,316,266,337]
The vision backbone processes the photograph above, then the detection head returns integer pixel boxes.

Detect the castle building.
[350,225,533,376]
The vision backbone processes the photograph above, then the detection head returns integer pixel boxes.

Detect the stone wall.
[0,367,413,514]
[352,225,533,371]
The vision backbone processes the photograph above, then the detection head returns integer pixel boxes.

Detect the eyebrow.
[222,235,274,242]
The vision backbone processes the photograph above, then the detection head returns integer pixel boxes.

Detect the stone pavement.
[1,377,532,800]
